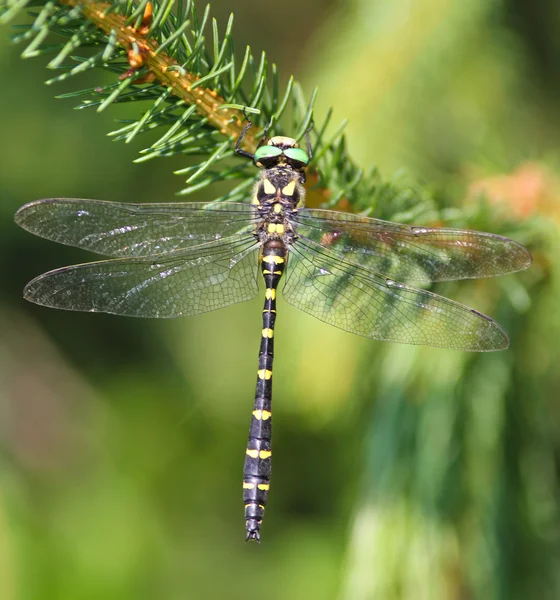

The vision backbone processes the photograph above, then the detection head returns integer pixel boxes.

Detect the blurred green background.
[0,1,559,599]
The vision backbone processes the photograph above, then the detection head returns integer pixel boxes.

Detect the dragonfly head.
[254,136,310,171]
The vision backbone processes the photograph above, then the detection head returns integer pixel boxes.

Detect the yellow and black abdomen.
[243,239,287,542]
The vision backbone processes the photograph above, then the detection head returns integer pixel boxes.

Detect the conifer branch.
[58,0,254,149]
[1,0,442,224]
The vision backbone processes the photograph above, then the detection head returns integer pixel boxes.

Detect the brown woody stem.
[61,0,258,152]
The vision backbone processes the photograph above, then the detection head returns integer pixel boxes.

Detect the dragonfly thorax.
[255,168,305,210]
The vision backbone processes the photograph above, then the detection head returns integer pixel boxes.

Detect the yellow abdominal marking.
[257,369,273,380]
[262,255,285,264]
[265,288,276,300]
[263,179,276,195]
[258,483,270,491]
[246,449,271,460]
[262,328,274,338]
[243,482,255,489]
[253,409,272,420]
[282,181,296,196]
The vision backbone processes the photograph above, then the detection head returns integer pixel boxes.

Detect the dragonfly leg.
[234,108,255,160]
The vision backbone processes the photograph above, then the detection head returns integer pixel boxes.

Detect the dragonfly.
[15,117,531,542]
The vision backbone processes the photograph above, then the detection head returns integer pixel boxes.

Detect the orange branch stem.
[60,0,258,151]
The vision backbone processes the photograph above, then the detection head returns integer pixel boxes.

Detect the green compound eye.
[284,147,310,165]
[254,145,283,163]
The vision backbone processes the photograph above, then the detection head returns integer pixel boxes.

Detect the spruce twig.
[0,0,433,217]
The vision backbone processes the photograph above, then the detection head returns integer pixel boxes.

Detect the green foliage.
[0,0,408,211]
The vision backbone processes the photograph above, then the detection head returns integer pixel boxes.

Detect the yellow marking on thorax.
[252,409,272,420]
[262,255,285,264]
[282,181,296,196]
[262,328,274,338]
[265,289,276,300]
[273,203,283,214]
[263,179,276,195]
[259,450,271,459]
[257,483,270,491]
[257,369,272,380]
[243,482,255,489]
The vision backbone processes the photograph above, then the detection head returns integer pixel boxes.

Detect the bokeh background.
[0,1,559,599]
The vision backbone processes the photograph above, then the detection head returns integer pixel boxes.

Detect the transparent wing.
[24,236,260,318]
[15,198,257,257]
[284,237,509,351]
[291,209,531,282]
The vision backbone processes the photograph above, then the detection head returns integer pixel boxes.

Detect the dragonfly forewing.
[292,209,532,283]
[15,198,257,257]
